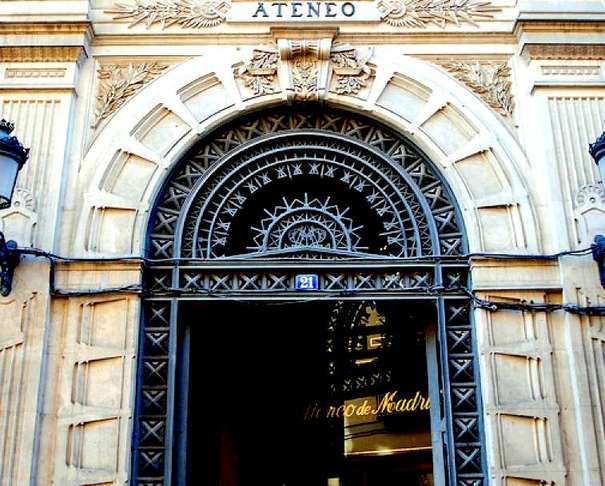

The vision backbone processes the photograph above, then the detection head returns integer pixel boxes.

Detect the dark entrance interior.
[179,300,436,486]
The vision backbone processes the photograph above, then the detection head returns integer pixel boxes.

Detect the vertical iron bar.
[437,296,457,485]
[130,301,146,484]
[174,321,191,485]
[426,319,446,486]
[164,264,180,484]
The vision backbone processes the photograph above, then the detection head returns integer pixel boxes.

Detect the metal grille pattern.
[134,300,172,486]
[147,108,464,260]
[441,299,485,486]
[135,107,484,486]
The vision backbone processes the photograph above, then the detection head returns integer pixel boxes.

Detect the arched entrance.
[134,106,485,485]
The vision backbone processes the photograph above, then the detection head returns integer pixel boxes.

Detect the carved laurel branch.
[107,0,230,29]
[377,0,499,28]
[94,62,167,128]
[238,48,279,96]
[330,46,374,95]
[441,61,514,117]
[238,45,374,97]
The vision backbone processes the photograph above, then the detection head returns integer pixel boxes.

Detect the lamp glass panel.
[0,154,19,209]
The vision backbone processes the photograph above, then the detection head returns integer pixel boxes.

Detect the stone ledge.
[54,261,142,292]
[470,258,561,290]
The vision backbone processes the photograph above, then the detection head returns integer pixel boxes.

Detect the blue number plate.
[295,274,319,290]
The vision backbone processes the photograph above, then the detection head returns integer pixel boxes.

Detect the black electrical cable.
[14,244,605,314]
[12,244,597,265]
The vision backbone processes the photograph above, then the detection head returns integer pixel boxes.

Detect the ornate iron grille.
[135,106,485,486]
[148,107,465,260]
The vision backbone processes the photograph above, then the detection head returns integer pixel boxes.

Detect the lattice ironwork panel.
[135,106,484,486]
[440,299,485,485]
[148,107,465,261]
[134,300,172,486]
[144,261,470,297]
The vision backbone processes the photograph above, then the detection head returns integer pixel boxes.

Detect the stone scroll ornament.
[377,0,499,28]
[108,0,230,28]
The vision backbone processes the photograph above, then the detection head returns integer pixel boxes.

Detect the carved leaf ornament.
[108,0,230,28]
[94,62,167,127]
[330,46,374,95]
[442,61,514,117]
[238,48,279,95]
[377,0,499,28]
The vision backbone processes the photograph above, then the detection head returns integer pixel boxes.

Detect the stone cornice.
[0,22,92,36]
[522,43,605,61]
[0,22,92,62]
[0,0,89,24]
[0,46,86,63]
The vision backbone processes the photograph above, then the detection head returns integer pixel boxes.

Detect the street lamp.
[590,131,605,286]
[0,119,29,296]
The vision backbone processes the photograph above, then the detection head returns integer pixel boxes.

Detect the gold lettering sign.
[304,390,430,421]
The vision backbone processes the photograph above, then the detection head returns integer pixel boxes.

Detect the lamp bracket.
[593,234,605,288]
[0,232,20,297]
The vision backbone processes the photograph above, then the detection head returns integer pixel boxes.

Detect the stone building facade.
[1,0,605,485]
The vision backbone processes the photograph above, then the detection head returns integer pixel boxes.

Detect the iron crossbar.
[145,258,470,299]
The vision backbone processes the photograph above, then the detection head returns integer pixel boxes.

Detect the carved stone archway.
[134,105,485,486]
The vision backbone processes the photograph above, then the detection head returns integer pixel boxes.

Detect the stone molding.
[5,68,67,79]
[0,46,85,63]
[439,61,513,117]
[0,22,92,37]
[522,44,605,61]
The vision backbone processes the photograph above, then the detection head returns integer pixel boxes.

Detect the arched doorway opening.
[134,105,485,486]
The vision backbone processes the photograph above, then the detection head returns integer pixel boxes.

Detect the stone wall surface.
[1,1,605,485]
